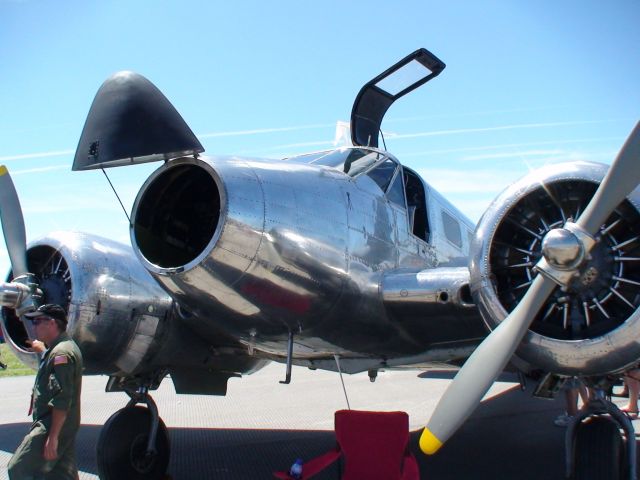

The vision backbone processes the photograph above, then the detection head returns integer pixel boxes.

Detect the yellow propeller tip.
[419,427,443,455]
[0,165,7,176]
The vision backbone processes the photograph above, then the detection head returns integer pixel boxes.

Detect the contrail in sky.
[0,150,74,162]
[12,165,69,176]
[197,123,333,138]
[399,136,624,158]
[1,119,626,163]
[388,119,621,140]
[0,124,335,162]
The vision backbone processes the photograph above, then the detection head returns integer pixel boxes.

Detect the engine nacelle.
[129,155,349,346]
[470,161,640,376]
[1,232,174,374]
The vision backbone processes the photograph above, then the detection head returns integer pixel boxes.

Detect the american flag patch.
[53,355,68,366]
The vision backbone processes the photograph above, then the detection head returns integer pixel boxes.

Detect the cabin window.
[442,210,462,248]
[404,169,430,243]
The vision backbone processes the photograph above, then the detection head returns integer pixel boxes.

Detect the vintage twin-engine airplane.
[1,48,640,479]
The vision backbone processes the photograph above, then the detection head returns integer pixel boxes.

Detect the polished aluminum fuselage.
[130,152,486,371]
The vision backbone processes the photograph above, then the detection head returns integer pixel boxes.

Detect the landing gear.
[97,391,170,480]
[573,417,623,480]
[566,391,636,480]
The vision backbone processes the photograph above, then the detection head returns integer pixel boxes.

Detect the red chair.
[274,410,420,480]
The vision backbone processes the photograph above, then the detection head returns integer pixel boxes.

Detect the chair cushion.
[335,410,410,480]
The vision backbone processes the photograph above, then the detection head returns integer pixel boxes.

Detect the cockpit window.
[286,148,385,177]
[386,169,405,207]
[366,158,397,192]
[342,151,385,176]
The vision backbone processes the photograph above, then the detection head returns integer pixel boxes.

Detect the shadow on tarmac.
[0,385,590,479]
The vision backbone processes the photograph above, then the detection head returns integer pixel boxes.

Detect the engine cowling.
[470,161,640,376]
[1,232,174,374]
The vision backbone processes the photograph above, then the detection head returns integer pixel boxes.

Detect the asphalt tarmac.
[0,362,624,479]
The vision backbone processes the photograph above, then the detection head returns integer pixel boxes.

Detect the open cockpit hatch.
[350,48,445,149]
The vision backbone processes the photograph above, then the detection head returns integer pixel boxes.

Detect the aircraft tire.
[573,416,623,480]
[96,405,170,480]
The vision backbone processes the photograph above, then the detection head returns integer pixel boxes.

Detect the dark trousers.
[8,421,78,480]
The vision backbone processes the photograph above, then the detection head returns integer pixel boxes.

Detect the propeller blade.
[420,275,556,454]
[576,121,640,235]
[0,165,28,277]
[421,121,640,455]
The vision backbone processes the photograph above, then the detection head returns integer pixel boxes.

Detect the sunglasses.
[30,316,53,326]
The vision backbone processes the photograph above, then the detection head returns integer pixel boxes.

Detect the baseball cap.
[24,304,68,325]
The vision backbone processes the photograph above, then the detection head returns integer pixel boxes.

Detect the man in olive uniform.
[8,304,83,480]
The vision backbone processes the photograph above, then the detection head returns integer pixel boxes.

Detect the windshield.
[286,148,385,177]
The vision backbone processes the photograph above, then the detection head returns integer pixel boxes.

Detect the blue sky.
[1,0,638,276]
